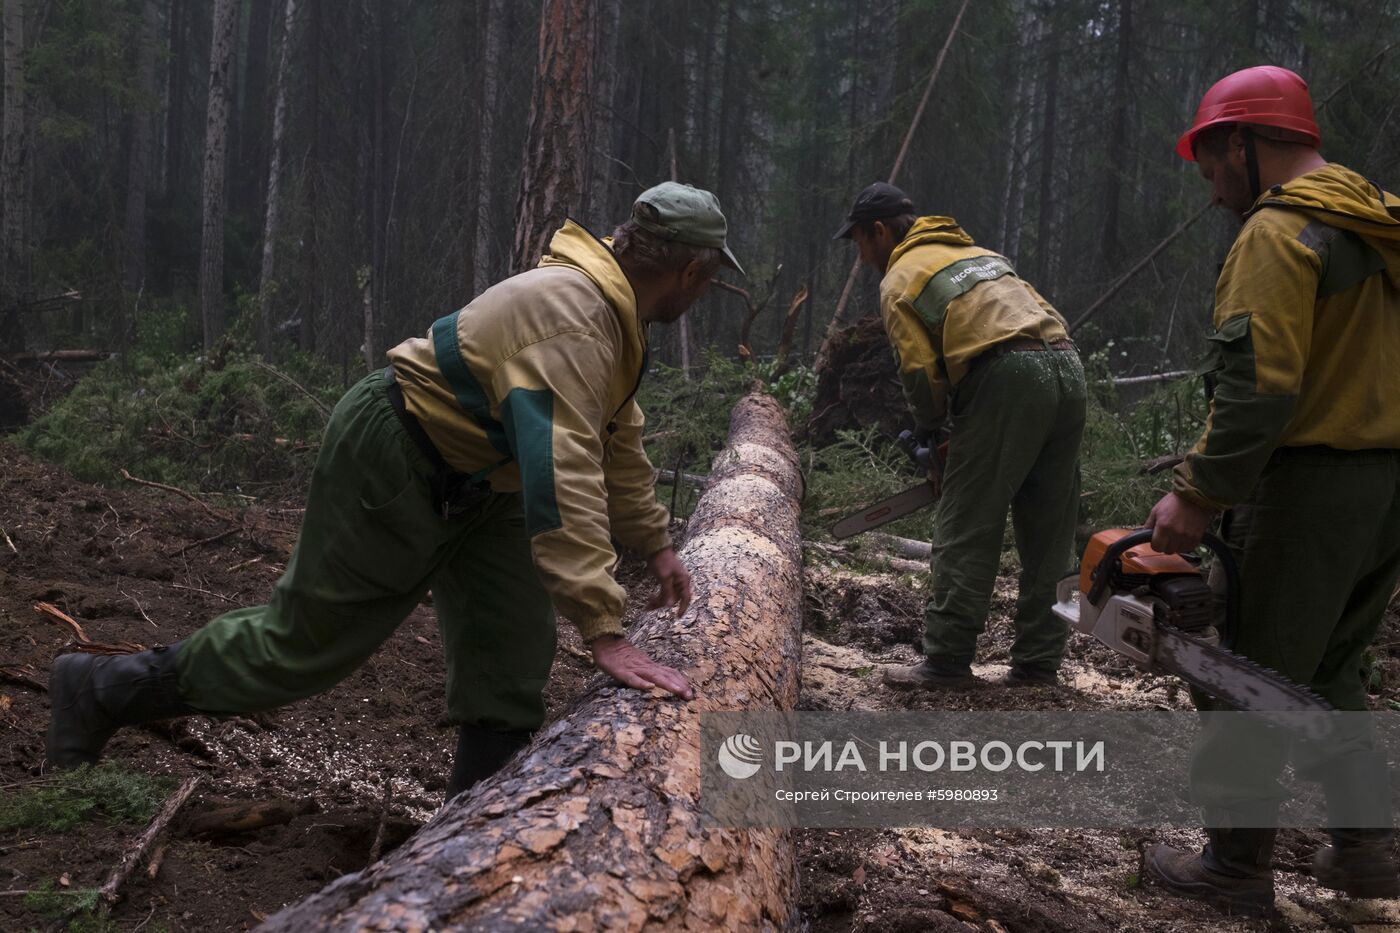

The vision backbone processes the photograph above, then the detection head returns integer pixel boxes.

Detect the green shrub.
[20,348,342,497]
[0,764,175,833]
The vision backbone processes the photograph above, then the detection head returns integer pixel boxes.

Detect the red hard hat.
[1175,65,1320,161]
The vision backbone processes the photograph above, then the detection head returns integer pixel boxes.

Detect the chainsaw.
[1053,528,1333,738]
[831,430,947,539]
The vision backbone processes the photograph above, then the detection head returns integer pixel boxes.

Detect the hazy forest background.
[1,0,1399,522]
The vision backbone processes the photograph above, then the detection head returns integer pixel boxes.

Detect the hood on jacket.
[887,215,978,270]
[537,220,643,347]
[1257,163,1400,288]
[1256,163,1400,241]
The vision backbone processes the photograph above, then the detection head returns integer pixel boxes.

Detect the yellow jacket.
[386,222,671,641]
[1174,164,1400,509]
[879,216,1071,430]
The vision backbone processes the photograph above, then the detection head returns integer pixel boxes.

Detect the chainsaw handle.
[1086,528,1241,648]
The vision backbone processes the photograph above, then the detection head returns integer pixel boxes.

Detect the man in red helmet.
[1141,65,1400,912]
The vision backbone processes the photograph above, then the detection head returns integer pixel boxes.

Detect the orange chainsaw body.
[1077,528,1199,594]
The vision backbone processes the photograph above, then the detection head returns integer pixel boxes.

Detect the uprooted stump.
[806,314,905,447]
[260,391,806,932]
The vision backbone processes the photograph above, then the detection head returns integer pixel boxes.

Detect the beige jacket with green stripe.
[385,221,671,641]
[1173,163,1400,510]
[878,216,1071,431]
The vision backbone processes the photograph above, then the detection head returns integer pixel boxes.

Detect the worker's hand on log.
[589,634,694,700]
[645,547,693,616]
[1145,491,1215,554]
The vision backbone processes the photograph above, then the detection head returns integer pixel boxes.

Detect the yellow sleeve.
[880,290,948,431]
[492,332,628,642]
[602,399,672,558]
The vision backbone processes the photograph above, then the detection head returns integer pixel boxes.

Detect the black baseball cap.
[832,182,916,239]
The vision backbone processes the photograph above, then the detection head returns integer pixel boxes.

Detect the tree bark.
[258,0,298,356]
[199,0,239,352]
[1033,23,1061,287]
[510,0,597,274]
[260,392,805,932]
[1099,0,1134,270]
[469,0,506,295]
[124,0,162,296]
[2,0,28,317]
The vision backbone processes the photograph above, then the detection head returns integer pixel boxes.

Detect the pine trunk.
[124,0,161,296]
[2,0,27,314]
[199,0,239,352]
[258,0,298,356]
[259,392,805,932]
[510,0,597,274]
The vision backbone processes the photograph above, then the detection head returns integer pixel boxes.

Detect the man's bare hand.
[645,547,693,615]
[1145,491,1216,553]
[589,634,694,700]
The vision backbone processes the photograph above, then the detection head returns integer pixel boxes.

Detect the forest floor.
[2,440,1400,932]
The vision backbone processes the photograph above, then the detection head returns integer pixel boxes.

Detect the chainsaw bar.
[1153,621,1335,740]
[831,482,937,540]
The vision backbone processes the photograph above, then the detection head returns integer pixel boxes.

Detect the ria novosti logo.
[717,733,764,779]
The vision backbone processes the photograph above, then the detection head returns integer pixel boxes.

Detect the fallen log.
[260,392,806,932]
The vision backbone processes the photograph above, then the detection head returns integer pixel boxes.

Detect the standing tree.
[258,0,299,356]
[2,0,27,323]
[509,0,597,274]
[199,0,240,352]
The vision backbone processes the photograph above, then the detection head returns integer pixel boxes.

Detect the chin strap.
[1242,126,1262,203]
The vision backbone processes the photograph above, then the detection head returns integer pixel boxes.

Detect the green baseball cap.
[632,182,744,276]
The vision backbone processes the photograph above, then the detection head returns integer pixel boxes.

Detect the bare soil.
[3,441,1400,931]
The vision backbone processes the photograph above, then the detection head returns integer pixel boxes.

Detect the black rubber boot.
[46,643,193,770]
[1143,828,1276,915]
[446,724,532,800]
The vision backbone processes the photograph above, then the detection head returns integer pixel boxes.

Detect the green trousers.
[923,349,1086,672]
[175,372,556,733]
[1191,446,1400,853]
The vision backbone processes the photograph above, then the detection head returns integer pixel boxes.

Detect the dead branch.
[185,798,319,840]
[166,527,240,557]
[368,779,394,865]
[119,469,222,518]
[33,602,147,655]
[0,664,47,692]
[824,0,972,334]
[868,532,932,561]
[10,349,110,362]
[0,525,16,555]
[99,776,202,910]
[772,285,810,375]
[251,360,334,418]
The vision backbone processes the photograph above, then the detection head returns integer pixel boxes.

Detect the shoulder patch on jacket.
[910,254,1016,330]
[1296,220,1387,299]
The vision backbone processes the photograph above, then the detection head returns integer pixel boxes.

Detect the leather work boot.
[1312,836,1400,899]
[881,659,979,691]
[1001,665,1059,687]
[445,724,533,800]
[46,643,193,770]
[1143,844,1275,914]
[1142,836,1276,915]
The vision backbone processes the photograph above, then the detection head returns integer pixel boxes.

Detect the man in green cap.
[836,182,1086,689]
[47,182,742,798]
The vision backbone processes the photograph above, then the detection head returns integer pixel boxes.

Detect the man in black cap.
[836,182,1087,689]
